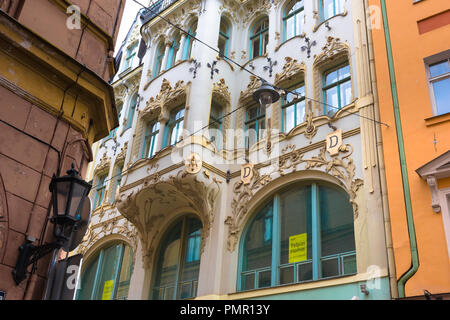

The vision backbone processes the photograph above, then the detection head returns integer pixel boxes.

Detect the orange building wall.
[369,0,450,297]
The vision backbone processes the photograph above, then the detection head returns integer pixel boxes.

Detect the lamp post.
[12,164,92,285]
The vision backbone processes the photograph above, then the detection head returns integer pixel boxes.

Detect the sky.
[114,0,144,55]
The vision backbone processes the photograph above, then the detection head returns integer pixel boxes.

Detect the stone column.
[160,41,171,72]
[155,115,168,152]
[176,34,187,63]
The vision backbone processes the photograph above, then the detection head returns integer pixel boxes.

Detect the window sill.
[275,33,306,52]
[313,10,348,33]
[144,58,193,91]
[230,272,358,299]
[241,53,268,70]
[424,111,450,127]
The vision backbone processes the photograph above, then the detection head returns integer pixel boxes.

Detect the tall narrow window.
[76,242,134,300]
[209,102,223,148]
[245,104,265,147]
[321,0,345,21]
[238,182,356,291]
[250,17,269,60]
[152,217,202,300]
[122,43,138,72]
[126,94,138,129]
[110,165,123,204]
[282,83,305,133]
[93,174,107,208]
[323,64,352,115]
[142,121,160,158]
[154,42,165,77]
[427,59,450,116]
[166,34,181,69]
[183,21,197,60]
[218,18,230,58]
[165,107,185,147]
[283,0,304,41]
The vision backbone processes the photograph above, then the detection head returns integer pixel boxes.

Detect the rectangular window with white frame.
[426,52,450,116]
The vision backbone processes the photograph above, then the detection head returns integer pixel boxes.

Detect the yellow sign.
[102,280,114,300]
[289,233,307,264]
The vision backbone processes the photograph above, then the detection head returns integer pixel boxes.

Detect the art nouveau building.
[76,0,395,300]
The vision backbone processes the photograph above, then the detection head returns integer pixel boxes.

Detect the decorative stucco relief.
[76,216,139,259]
[313,36,350,67]
[142,78,189,120]
[116,169,221,268]
[274,57,305,85]
[225,143,363,252]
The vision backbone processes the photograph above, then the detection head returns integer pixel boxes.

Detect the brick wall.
[0,85,91,299]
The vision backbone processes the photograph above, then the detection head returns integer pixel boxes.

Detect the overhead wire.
[90,0,388,190]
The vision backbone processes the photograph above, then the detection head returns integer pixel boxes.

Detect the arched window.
[126,94,138,129]
[238,182,356,291]
[142,121,160,158]
[152,216,202,300]
[245,103,265,147]
[76,242,134,300]
[209,102,223,149]
[164,106,185,147]
[282,82,305,133]
[322,63,352,116]
[218,17,230,58]
[166,33,181,69]
[250,16,269,60]
[154,41,165,77]
[283,0,304,41]
[183,20,198,60]
[320,0,345,22]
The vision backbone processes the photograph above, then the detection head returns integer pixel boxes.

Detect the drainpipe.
[363,0,398,299]
[379,0,419,298]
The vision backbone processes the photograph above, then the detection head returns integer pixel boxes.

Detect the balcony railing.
[140,0,179,24]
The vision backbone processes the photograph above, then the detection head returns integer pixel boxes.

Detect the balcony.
[140,0,179,24]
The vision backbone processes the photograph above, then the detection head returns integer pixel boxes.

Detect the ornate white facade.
[76,0,394,300]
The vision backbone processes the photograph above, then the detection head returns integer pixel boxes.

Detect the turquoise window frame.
[166,37,180,70]
[76,242,133,300]
[151,216,203,300]
[237,182,357,292]
[163,106,185,148]
[183,22,197,60]
[93,174,107,209]
[244,104,266,148]
[281,82,305,133]
[249,17,269,60]
[282,0,304,42]
[209,102,223,149]
[320,0,344,22]
[122,43,138,72]
[322,63,351,115]
[111,165,123,203]
[142,121,160,158]
[126,94,138,129]
[154,44,165,78]
[218,18,230,58]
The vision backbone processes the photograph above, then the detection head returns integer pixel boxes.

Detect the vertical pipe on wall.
[363,0,398,299]
[379,0,419,298]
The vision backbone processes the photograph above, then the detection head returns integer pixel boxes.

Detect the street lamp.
[252,81,280,155]
[252,80,280,107]
[12,164,92,285]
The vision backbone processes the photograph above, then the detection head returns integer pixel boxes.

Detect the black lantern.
[12,164,92,285]
[253,81,280,107]
[49,164,91,242]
